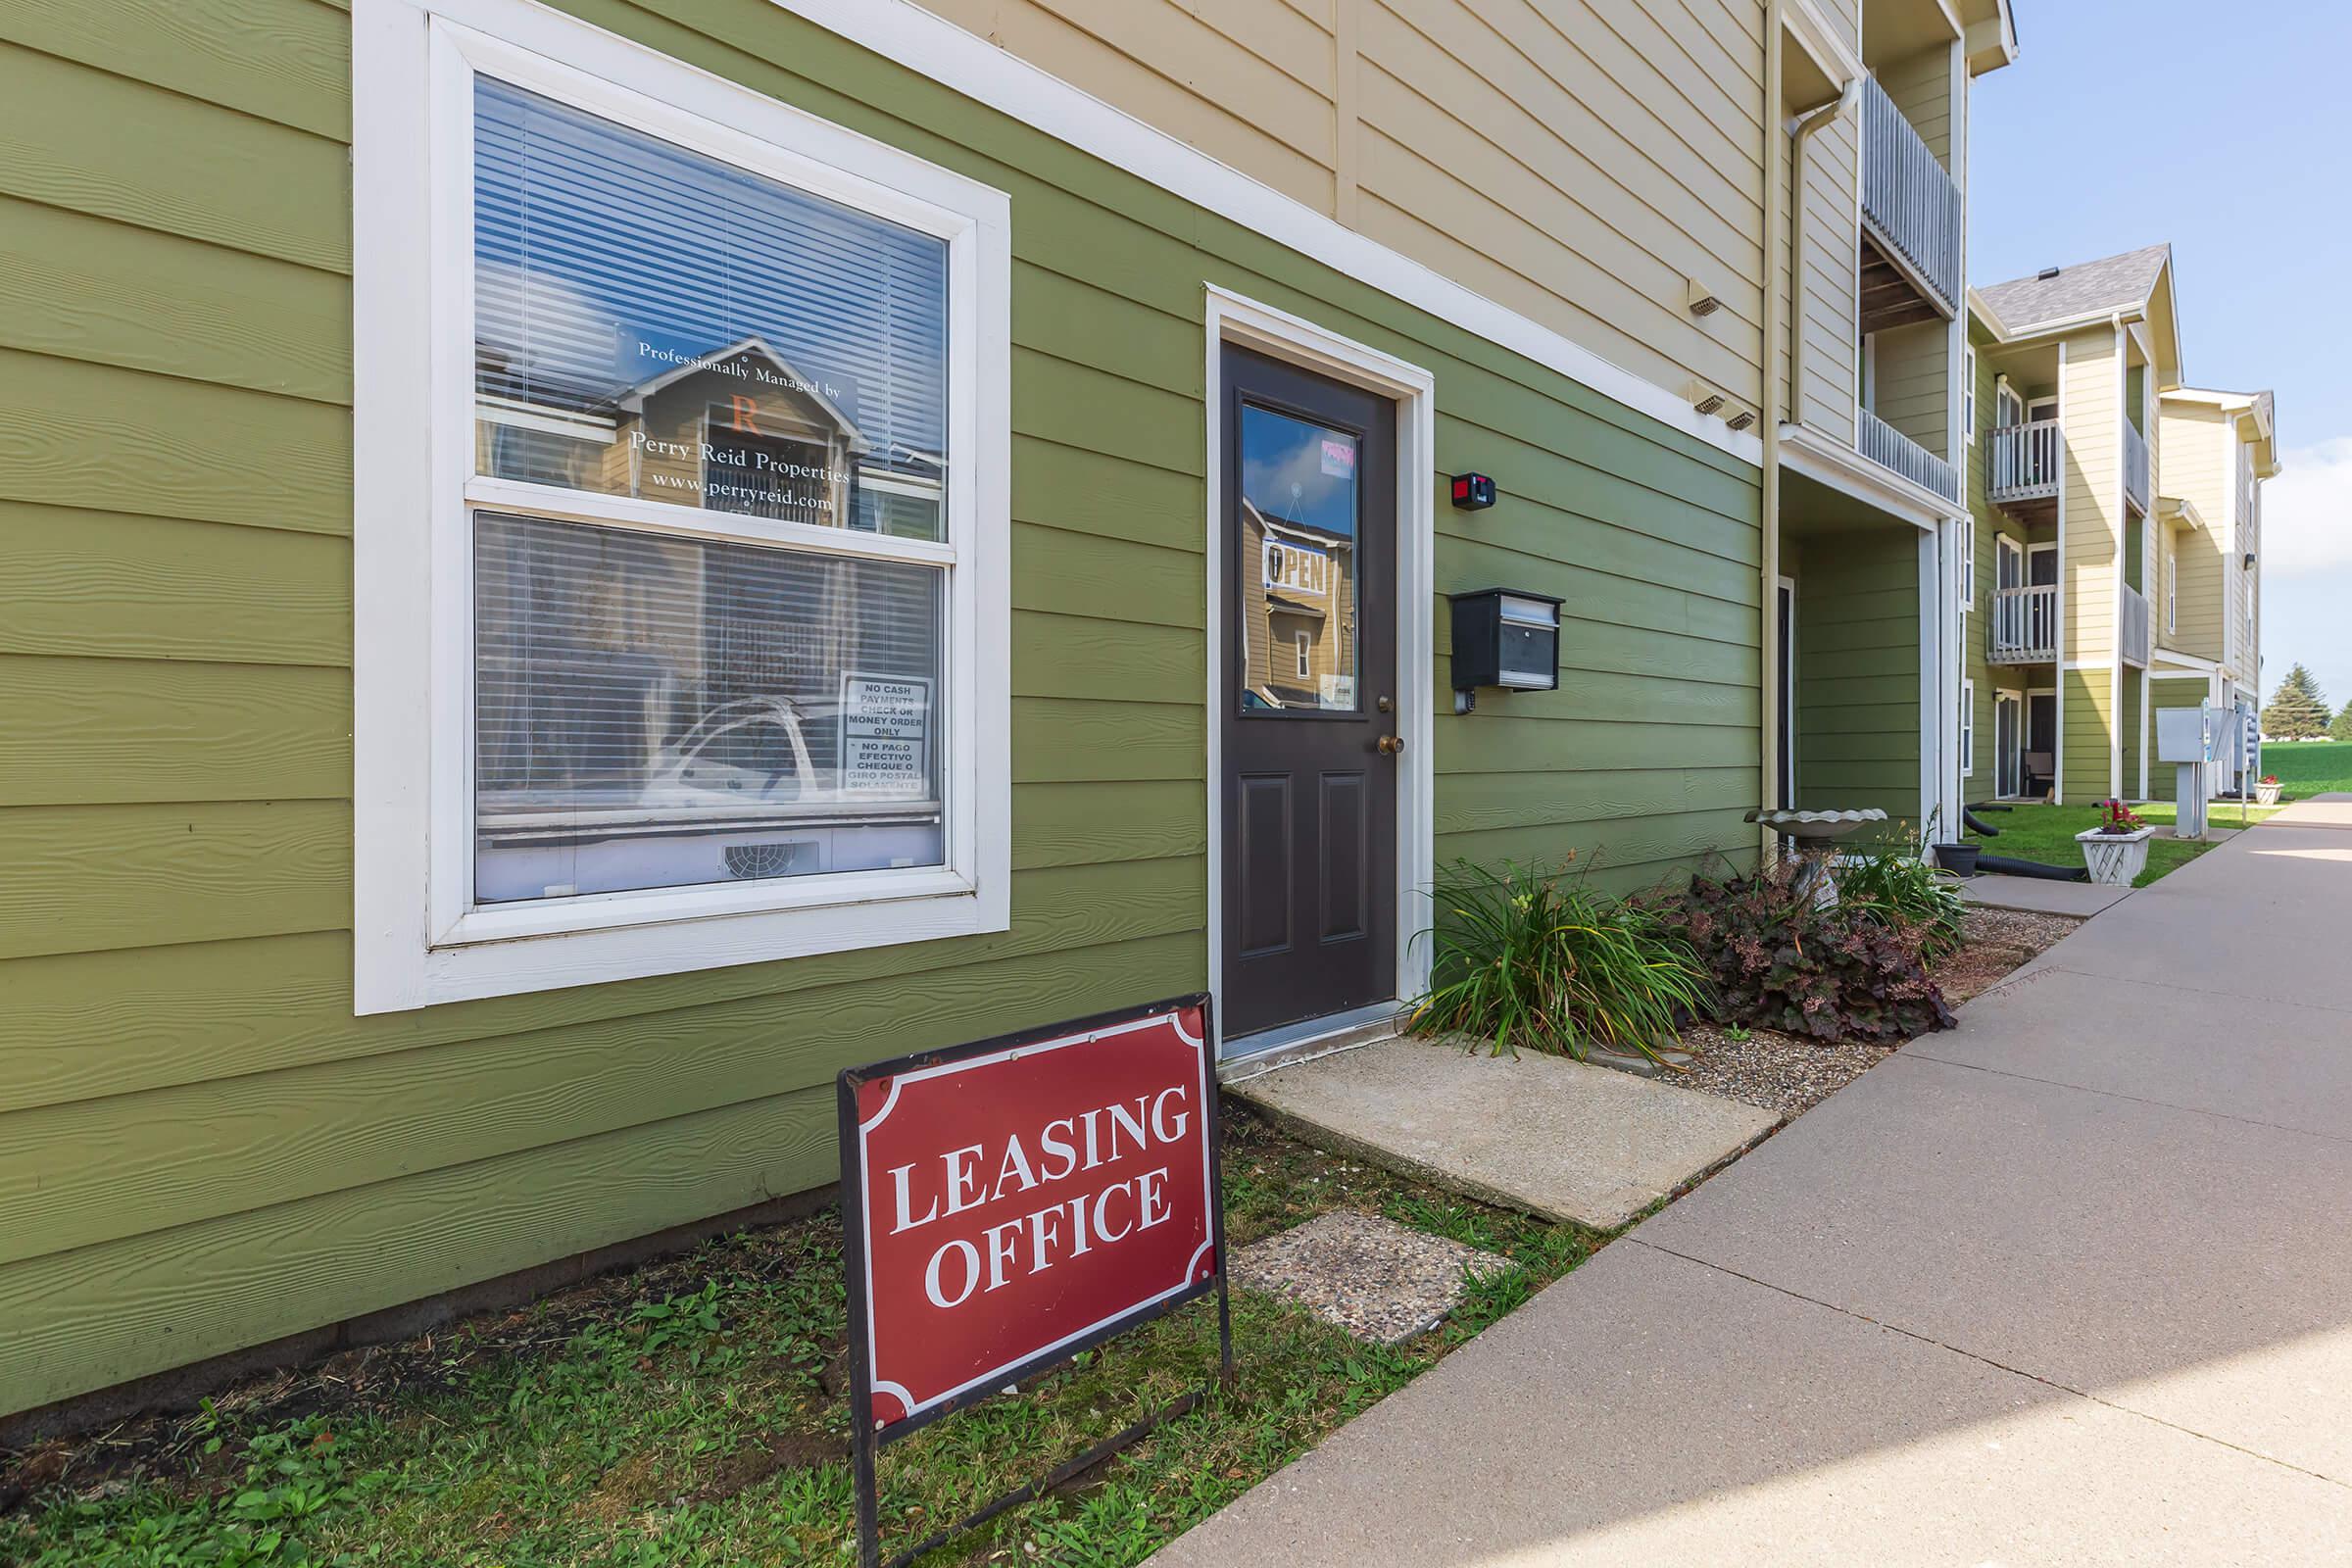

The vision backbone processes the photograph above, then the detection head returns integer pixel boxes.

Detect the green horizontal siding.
[1788,529,1924,829]
[2063,670,2115,803]
[0,0,1761,1412]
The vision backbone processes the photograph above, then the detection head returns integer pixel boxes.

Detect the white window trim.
[1964,346,1978,444]
[1959,522,1975,612]
[353,0,1011,1011]
[1961,677,1975,777]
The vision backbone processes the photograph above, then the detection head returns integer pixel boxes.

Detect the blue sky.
[1972,1,2351,710]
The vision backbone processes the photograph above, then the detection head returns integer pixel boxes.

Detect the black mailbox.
[1449,588,1561,711]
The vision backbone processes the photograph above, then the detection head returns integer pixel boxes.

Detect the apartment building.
[1960,244,2279,805]
[2147,387,2279,799]
[0,0,2016,1423]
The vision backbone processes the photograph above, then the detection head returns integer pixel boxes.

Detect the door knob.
[1377,734,1405,757]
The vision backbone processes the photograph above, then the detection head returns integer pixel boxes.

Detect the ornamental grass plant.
[1836,827,1967,963]
[1410,859,1714,1064]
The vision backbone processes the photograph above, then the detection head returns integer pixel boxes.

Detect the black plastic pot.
[1934,842,1981,878]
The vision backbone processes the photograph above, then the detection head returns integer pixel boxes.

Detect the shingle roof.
[1978,243,2171,333]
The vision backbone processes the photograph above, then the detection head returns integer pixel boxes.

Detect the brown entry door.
[1220,346,1398,1042]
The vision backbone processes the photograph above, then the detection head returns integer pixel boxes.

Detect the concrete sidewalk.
[1157,798,2352,1566]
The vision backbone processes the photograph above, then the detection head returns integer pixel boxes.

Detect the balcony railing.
[1859,75,1962,314]
[2120,583,2151,666]
[1988,418,2063,505]
[1859,408,1960,503]
[1988,583,2059,664]
[2123,420,2151,514]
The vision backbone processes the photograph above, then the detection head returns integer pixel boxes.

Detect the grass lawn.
[1964,799,2281,888]
[2263,739,2352,800]
[3,1108,1603,1568]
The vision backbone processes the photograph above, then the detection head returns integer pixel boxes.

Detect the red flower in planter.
[2096,798,2145,835]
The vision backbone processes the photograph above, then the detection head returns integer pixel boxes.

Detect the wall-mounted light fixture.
[2244,552,2257,569]
[1449,472,1496,511]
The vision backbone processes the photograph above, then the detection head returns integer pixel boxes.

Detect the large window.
[470,77,952,902]
[355,1,1009,1010]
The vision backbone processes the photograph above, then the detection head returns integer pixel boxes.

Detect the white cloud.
[2264,438,2352,577]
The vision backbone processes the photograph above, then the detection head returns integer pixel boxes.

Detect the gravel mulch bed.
[1955,906,2081,956]
[1666,1023,1891,1118]
[1666,908,2082,1118]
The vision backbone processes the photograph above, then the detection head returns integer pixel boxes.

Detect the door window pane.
[473,513,944,901]
[1238,404,1359,712]
[472,77,949,539]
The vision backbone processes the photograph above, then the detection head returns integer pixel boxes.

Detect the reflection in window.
[473,514,942,901]
[471,77,948,539]
[466,74,957,909]
[1238,404,1359,711]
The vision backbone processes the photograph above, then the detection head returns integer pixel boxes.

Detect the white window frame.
[352,0,1011,1011]
[1964,346,1978,444]
[1959,522,1975,612]
[1294,628,1311,680]
[1960,678,1975,777]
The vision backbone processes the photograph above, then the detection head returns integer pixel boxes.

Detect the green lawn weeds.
[2,1108,1602,1568]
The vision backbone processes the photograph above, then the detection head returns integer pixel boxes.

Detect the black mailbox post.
[1448,588,1562,712]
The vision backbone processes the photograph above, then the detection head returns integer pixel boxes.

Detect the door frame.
[1203,286,1434,1062]
[1993,687,2025,798]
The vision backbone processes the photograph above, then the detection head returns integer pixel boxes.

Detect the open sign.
[838,996,1224,1442]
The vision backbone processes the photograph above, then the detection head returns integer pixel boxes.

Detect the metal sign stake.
[839,995,1231,1568]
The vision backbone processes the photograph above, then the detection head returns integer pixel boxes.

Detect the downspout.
[2110,311,2127,802]
[1787,79,1859,434]
[1761,2,1785,835]
[1761,8,1854,833]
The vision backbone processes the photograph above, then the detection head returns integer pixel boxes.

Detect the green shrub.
[1409,859,1713,1063]
[1666,862,1955,1045]
[1838,844,1966,962]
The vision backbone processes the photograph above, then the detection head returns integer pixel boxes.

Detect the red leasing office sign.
[837,995,1224,1443]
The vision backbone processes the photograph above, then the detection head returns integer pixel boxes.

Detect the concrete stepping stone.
[1231,1210,1509,1345]
[1231,1037,1781,1230]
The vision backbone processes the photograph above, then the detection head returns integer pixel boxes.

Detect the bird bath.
[1746,808,1888,906]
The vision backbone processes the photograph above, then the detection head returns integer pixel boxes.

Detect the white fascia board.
[1779,423,1960,531]
[1785,3,1866,95]
[761,0,1763,467]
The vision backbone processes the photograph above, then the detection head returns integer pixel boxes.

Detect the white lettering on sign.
[840,673,932,798]
[1261,537,1331,599]
[882,1086,1194,1309]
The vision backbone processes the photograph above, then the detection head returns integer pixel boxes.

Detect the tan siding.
[920,0,1779,415]
[1872,317,1946,457]
[918,0,1341,212]
[1782,109,1859,441]
[2155,402,2228,662]
[2061,327,2120,663]
[1813,0,1859,54]
[1878,43,1950,167]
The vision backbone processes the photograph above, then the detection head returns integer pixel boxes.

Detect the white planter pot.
[2255,782,2282,806]
[2077,825,2154,886]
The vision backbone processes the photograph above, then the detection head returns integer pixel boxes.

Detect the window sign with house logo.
[466,78,955,904]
